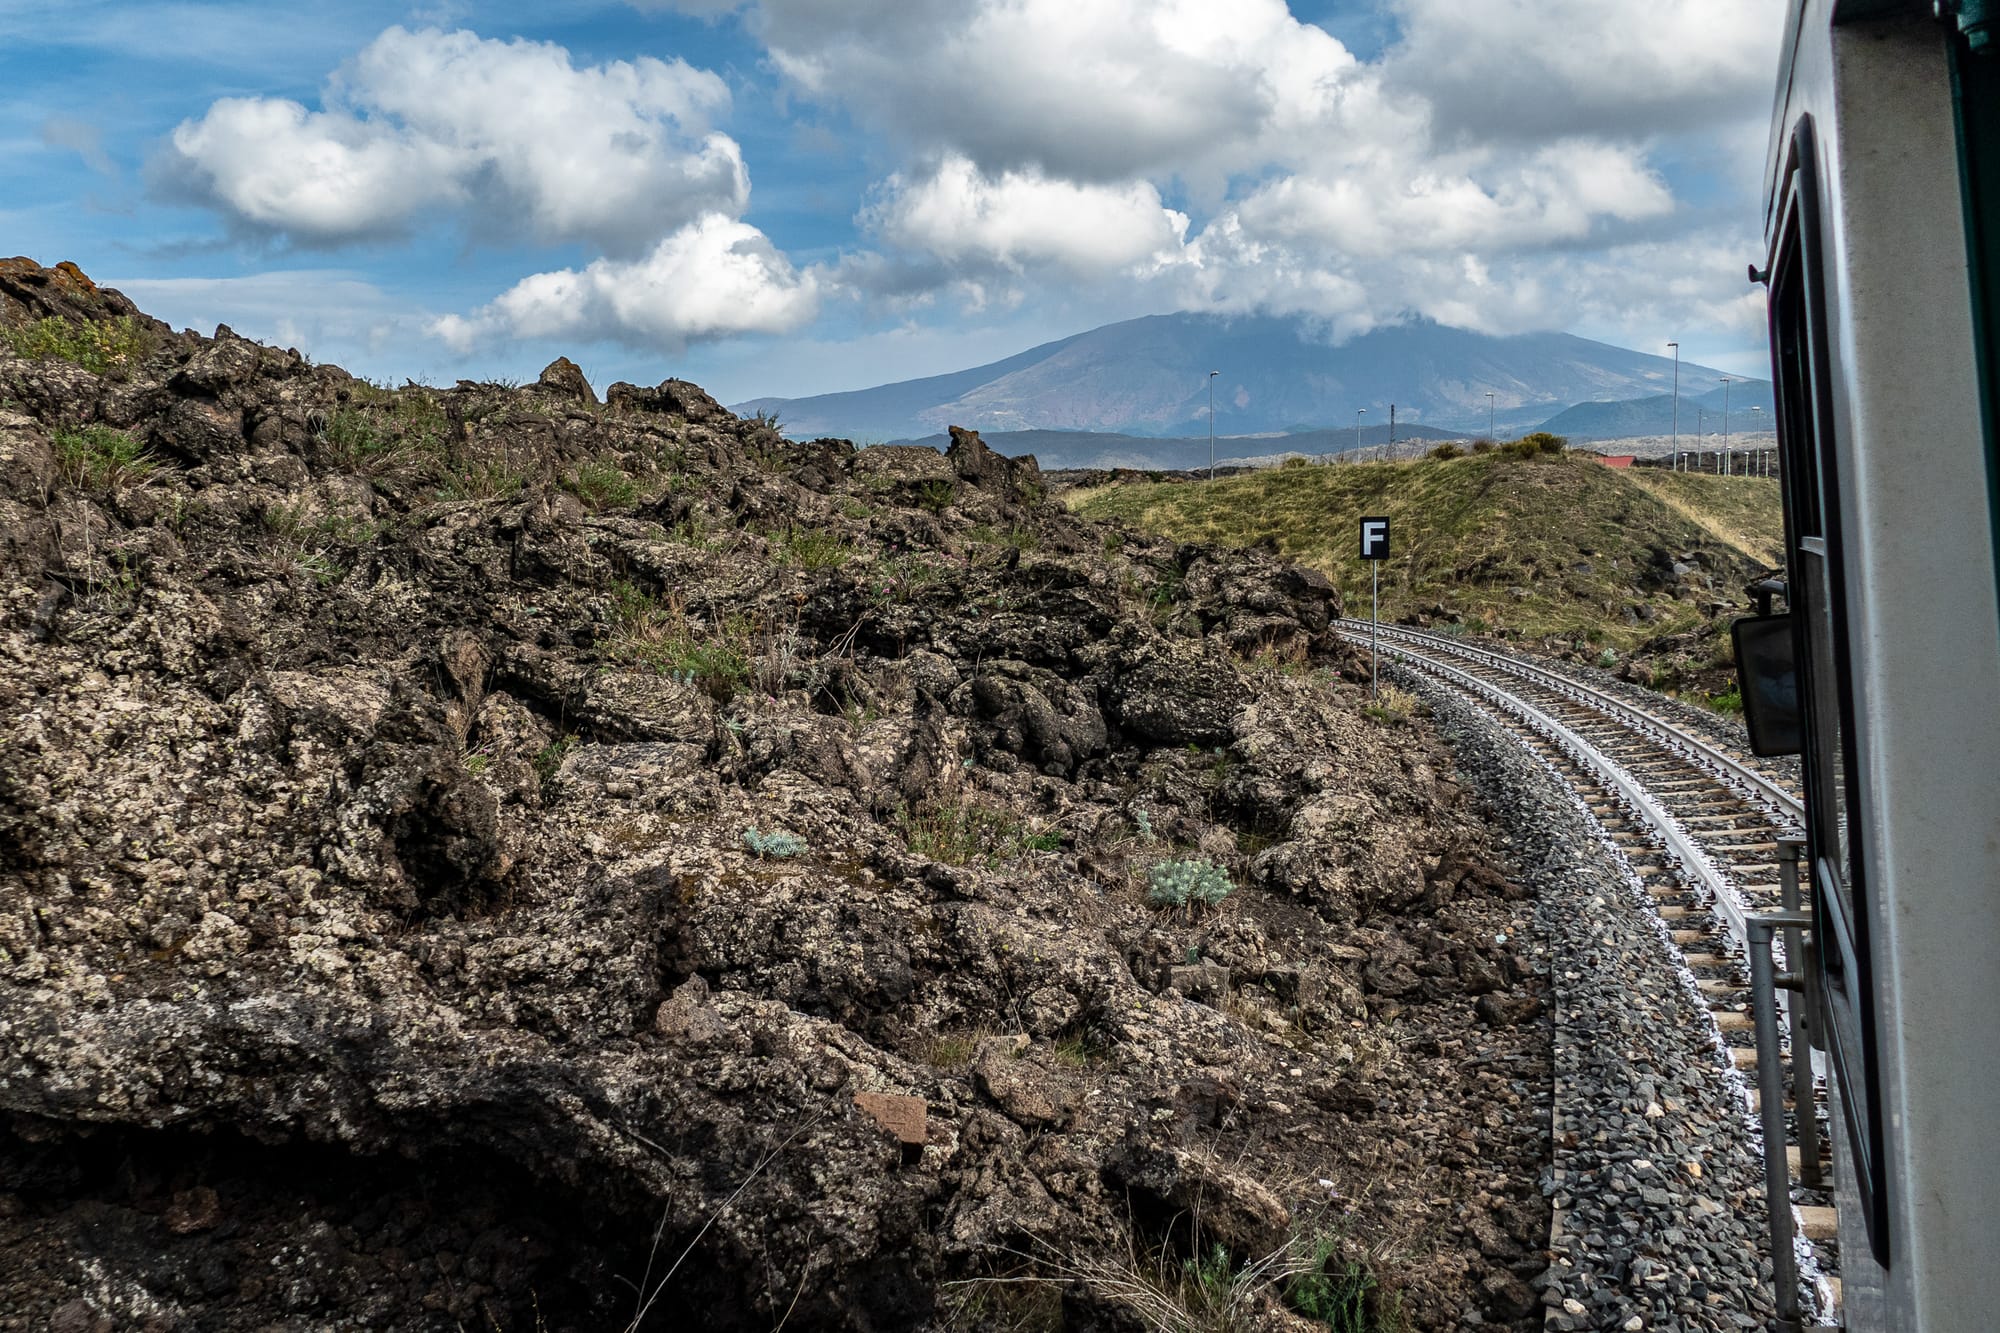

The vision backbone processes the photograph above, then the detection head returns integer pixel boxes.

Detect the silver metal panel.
[1823,14,2000,1330]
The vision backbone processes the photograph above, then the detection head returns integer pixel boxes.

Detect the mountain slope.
[1536,379,1776,440]
[736,312,1734,442]
[887,422,1467,470]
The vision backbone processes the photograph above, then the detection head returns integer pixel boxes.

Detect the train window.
[1766,116,1891,1261]
[1730,613,1800,756]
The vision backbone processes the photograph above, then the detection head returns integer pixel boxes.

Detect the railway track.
[1332,619,1839,1324]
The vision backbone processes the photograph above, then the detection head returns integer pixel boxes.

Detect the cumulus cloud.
[157,25,746,253]
[1387,0,1784,143]
[432,214,820,351]
[862,156,1190,275]
[748,0,1282,182]
[715,0,1782,345]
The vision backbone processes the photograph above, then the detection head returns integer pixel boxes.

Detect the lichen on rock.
[0,262,1551,1331]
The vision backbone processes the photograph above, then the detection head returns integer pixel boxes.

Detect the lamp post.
[1354,408,1367,459]
[1486,391,1496,441]
[1208,370,1219,481]
[1719,377,1735,476]
[1668,341,1680,470]
[1697,407,1706,472]
[1748,404,1765,475]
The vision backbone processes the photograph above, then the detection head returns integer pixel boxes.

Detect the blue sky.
[2,0,1786,404]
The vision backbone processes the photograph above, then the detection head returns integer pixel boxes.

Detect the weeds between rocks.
[0,263,1552,1331]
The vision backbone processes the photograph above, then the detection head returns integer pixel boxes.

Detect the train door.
[1764,118,1891,1263]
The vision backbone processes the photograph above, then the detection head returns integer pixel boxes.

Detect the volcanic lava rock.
[0,261,1550,1332]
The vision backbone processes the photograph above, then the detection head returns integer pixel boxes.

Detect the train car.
[1743,0,2000,1327]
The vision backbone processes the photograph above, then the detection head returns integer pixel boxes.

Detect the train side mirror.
[1731,613,1802,756]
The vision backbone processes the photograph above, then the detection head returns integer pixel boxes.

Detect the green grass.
[51,425,152,488]
[1072,452,1783,651]
[602,581,751,699]
[895,796,1050,867]
[4,315,156,376]
[770,523,853,570]
[563,460,640,511]
[320,391,450,476]
[437,455,529,501]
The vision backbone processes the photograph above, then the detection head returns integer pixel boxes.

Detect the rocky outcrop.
[0,263,1550,1332]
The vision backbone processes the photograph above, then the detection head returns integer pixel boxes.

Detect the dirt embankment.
[0,261,1549,1332]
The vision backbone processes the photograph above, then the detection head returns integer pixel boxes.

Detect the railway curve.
[1334,620,1839,1328]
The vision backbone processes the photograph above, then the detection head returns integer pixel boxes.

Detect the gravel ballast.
[1403,666,1785,1332]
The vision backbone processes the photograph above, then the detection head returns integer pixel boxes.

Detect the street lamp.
[1748,404,1765,475]
[1667,341,1680,470]
[1697,407,1706,471]
[1208,370,1219,481]
[1720,376,1736,474]
[1486,391,1496,441]
[1354,408,1367,459]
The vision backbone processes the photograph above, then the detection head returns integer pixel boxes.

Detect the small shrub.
[896,797,1025,866]
[1132,807,1155,842]
[1146,858,1233,910]
[51,425,152,489]
[565,460,640,510]
[771,523,852,570]
[532,735,576,788]
[1426,442,1463,461]
[1470,439,1497,454]
[321,406,389,467]
[1280,455,1311,469]
[603,582,751,700]
[1361,683,1420,726]
[743,827,808,859]
[4,315,155,376]
[1707,685,1744,714]
[1504,431,1567,459]
[1288,1258,1386,1333]
[1595,647,1618,669]
[1021,828,1062,852]
[438,454,529,501]
[916,478,956,513]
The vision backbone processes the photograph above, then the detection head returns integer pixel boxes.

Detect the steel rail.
[1344,627,1832,1326]
[1358,636,1751,945]
[1336,619,1803,826]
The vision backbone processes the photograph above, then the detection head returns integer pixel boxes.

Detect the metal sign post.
[1359,517,1390,697]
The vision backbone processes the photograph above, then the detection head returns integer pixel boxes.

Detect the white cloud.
[433,213,820,351]
[748,0,1285,183]
[862,156,1190,276]
[158,25,746,253]
[1387,0,1784,142]
[1226,140,1674,259]
[718,0,1780,352]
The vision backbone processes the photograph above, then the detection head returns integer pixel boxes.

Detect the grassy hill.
[1069,451,1784,653]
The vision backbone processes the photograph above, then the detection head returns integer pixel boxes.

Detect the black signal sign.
[1359,516,1391,560]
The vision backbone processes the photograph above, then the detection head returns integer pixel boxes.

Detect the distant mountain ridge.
[887,424,1467,472]
[734,311,1737,443]
[1535,380,1775,441]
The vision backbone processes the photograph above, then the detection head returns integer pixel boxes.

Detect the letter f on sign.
[1359,517,1390,560]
